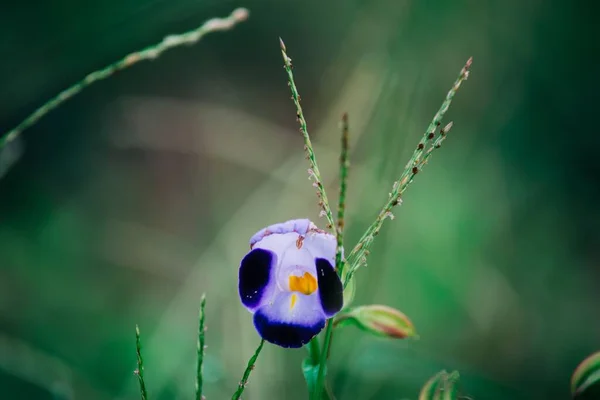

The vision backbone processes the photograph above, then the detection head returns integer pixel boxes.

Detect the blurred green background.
[1,0,598,399]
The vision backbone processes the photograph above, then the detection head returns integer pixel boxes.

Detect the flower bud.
[571,351,600,398]
[334,304,417,339]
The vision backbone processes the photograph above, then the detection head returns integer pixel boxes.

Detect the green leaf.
[571,351,600,398]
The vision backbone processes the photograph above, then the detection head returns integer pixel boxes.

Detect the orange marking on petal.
[289,272,318,295]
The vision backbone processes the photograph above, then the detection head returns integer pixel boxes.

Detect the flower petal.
[315,258,343,317]
[253,291,325,348]
[252,231,298,255]
[250,219,315,248]
[239,248,277,311]
[302,230,338,266]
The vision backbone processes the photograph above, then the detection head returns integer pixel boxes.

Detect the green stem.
[308,337,321,364]
[344,57,473,286]
[195,294,206,400]
[135,325,148,400]
[0,8,249,150]
[231,339,265,400]
[313,319,334,399]
[336,113,349,277]
[279,38,336,231]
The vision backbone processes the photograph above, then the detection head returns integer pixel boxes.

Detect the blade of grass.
[0,8,249,150]
[279,38,335,231]
[195,294,207,400]
[231,339,265,400]
[344,57,473,286]
[135,325,148,400]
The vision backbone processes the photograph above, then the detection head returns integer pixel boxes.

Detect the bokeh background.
[1,0,599,399]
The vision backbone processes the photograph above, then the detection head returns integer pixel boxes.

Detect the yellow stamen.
[288,272,318,295]
[290,294,297,309]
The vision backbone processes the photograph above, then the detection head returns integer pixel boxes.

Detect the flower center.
[288,272,317,295]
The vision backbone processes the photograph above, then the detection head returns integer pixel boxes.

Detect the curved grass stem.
[0,8,249,150]
[231,339,265,400]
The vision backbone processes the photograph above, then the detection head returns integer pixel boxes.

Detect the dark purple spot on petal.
[239,249,274,309]
[253,310,325,348]
[315,258,343,317]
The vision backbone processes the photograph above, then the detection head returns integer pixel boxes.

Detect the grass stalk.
[135,325,148,400]
[0,8,249,150]
[231,339,265,400]
[279,38,336,231]
[195,294,207,400]
[314,112,351,399]
[344,57,473,286]
[336,112,350,276]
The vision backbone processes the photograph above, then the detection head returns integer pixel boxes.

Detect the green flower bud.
[334,304,417,339]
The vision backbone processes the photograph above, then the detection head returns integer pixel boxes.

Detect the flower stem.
[279,38,336,231]
[195,294,206,400]
[308,336,321,364]
[313,319,334,399]
[135,325,148,400]
[0,8,250,150]
[231,339,265,400]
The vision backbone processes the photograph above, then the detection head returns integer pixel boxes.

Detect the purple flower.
[239,219,344,348]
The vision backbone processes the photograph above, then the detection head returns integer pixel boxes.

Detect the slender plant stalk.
[344,57,473,286]
[135,325,149,400]
[314,113,351,399]
[231,339,265,400]
[314,320,334,399]
[0,8,250,150]
[279,38,336,231]
[195,294,207,400]
[308,336,321,364]
[336,113,350,276]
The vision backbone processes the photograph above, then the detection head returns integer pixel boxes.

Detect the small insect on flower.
[239,219,344,348]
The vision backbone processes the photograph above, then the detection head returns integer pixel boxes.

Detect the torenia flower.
[238,219,343,348]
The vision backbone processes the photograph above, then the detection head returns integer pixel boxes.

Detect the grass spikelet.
[279,38,336,231]
[344,57,473,286]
